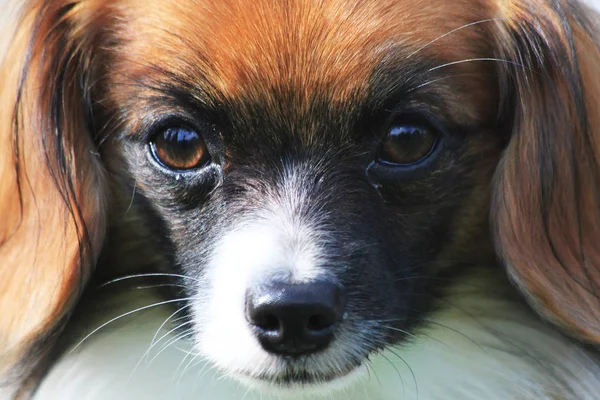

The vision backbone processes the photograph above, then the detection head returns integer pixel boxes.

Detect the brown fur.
[1,0,599,395]
[0,0,108,385]
[492,0,600,342]
[107,0,495,135]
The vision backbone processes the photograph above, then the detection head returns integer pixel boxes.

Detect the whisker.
[365,360,382,387]
[191,358,214,391]
[129,324,193,381]
[405,73,497,93]
[367,360,371,382]
[380,316,486,351]
[70,297,191,352]
[428,58,528,72]
[128,283,188,290]
[123,176,138,219]
[241,384,254,400]
[98,272,200,288]
[406,18,503,59]
[420,317,486,350]
[392,258,478,271]
[190,356,222,389]
[386,348,419,398]
[362,337,419,397]
[392,274,506,295]
[180,354,206,388]
[147,327,194,368]
[379,352,405,396]
[146,305,192,362]
[130,304,191,376]
[176,345,203,383]
[381,324,447,347]
[371,316,478,347]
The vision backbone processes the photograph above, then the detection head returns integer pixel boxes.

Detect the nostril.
[254,313,280,332]
[246,281,346,356]
[307,313,334,332]
[246,300,283,333]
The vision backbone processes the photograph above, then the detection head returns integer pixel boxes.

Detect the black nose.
[246,281,346,356]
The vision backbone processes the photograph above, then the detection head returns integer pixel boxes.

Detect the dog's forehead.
[115,0,492,108]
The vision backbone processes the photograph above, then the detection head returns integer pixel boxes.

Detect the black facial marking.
[98,49,502,382]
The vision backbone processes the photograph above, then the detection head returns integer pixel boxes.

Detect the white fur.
[193,168,332,380]
[32,269,600,400]
[0,386,16,400]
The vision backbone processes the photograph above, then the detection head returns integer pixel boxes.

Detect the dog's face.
[98,0,503,389]
[4,0,600,394]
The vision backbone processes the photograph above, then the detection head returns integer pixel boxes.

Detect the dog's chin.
[230,361,368,396]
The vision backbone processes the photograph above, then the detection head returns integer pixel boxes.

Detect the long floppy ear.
[492,0,600,343]
[0,0,108,389]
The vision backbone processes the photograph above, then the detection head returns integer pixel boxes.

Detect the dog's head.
[2,0,600,392]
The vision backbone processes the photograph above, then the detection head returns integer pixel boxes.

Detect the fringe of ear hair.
[0,0,108,390]
[492,0,600,343]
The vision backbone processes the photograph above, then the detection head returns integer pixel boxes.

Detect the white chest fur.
[33,270,600,400]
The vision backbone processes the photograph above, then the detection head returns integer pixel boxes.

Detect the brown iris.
[150,127,209,170]
[378,124,437,166]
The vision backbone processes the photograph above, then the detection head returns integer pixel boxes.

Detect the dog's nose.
[246,281,346,356]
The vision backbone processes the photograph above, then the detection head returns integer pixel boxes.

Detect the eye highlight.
[378,122,438,166]
[149,127,210,171]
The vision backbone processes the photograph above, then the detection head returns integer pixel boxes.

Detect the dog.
[2,0,600,398]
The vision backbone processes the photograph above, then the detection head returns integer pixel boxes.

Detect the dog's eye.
[378,123,438,166]
[149,127,210,170]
